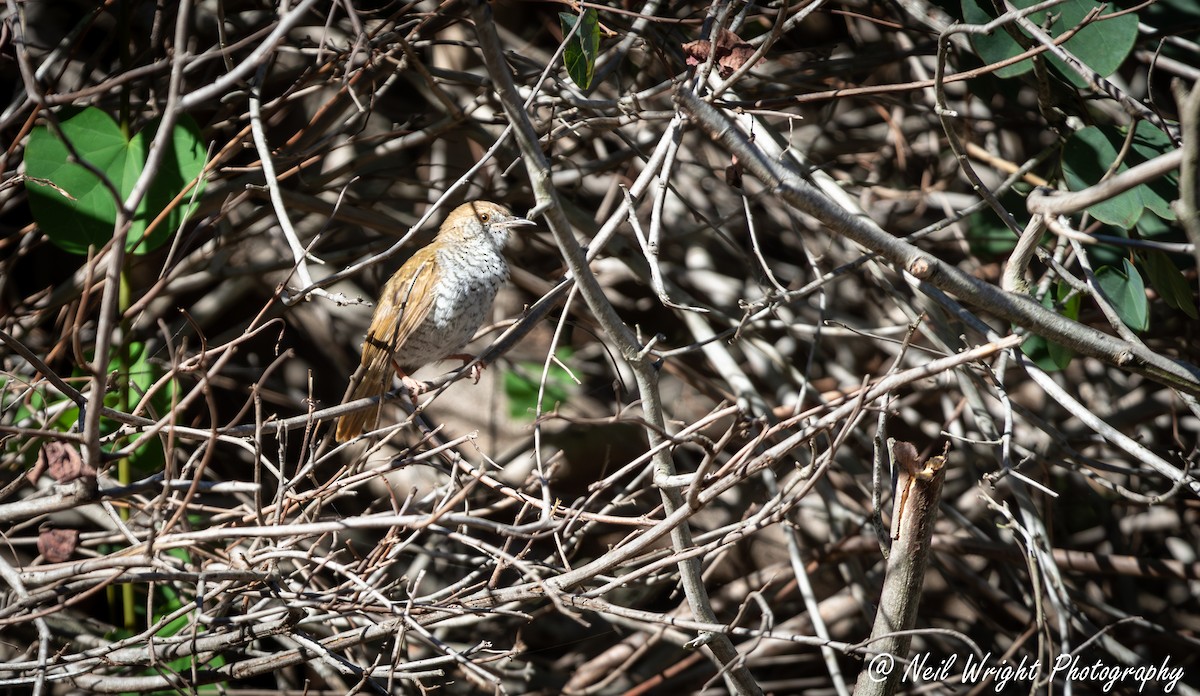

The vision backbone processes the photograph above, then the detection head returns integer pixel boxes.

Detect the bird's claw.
[446,353,486,384]
[401,375,428,398]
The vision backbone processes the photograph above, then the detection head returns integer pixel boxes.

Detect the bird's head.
[442,200,536,251]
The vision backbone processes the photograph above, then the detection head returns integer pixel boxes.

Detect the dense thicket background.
[2,0,1200,693]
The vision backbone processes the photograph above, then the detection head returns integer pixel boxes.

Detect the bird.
[335,200,534,442]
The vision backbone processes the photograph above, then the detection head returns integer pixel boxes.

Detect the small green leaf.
[1136,209,1174,239]
[1023,282,1077,371]
[24,107,207,255]
[1128,125,1179,221]
[1046,282,1079,368]
[966,187,1034,258]
[1142,250,1199,320]
[1,377,80,470]
[559,8,600,90]
[143,580,227,694]
[1094,258,1149,331]
[504,350,576,420]
[104,341,175,475]
[1080,225,1127,269]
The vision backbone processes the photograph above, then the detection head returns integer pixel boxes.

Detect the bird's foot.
[401,374,428,396]
[447,353,486,384]
[391,359,428,401]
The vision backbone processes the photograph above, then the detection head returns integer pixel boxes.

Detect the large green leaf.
[1094,258,1149,331]
[1141,250,1198,320]
[25,107,206,255]
[560,8,601,90]
[962,0,1138,87]
[1061,123,1179,229]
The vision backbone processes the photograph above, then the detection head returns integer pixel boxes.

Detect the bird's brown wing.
[365,246,439,372]
[335,248,439,442]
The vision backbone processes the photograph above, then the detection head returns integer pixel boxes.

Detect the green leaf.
[559,8,601,90]
[25,107,207,255]
[0,377,80,471]
[1142,250,1199,320]
[1094,258,1149,331]
[966,187,1034,258]
[504,350,576,420]
[1127,125,1179,221]
[1022,281,1077,371]
[961,0,1137,86]
[138,579,227,695]
[1061,123,1179,229]
[1136,209,1175,239]
[1046,282,1079,368]
[103,341,175,475]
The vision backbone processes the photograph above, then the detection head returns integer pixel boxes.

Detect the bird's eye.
[479,213,490,223]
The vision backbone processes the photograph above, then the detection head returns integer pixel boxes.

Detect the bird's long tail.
[335,348,392,442]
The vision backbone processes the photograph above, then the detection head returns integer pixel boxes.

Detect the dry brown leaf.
[38,528,80,563]
[681,29,756,79]
[38,441,95,483]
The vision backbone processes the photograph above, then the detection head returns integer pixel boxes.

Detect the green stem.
[117,269,134,630]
